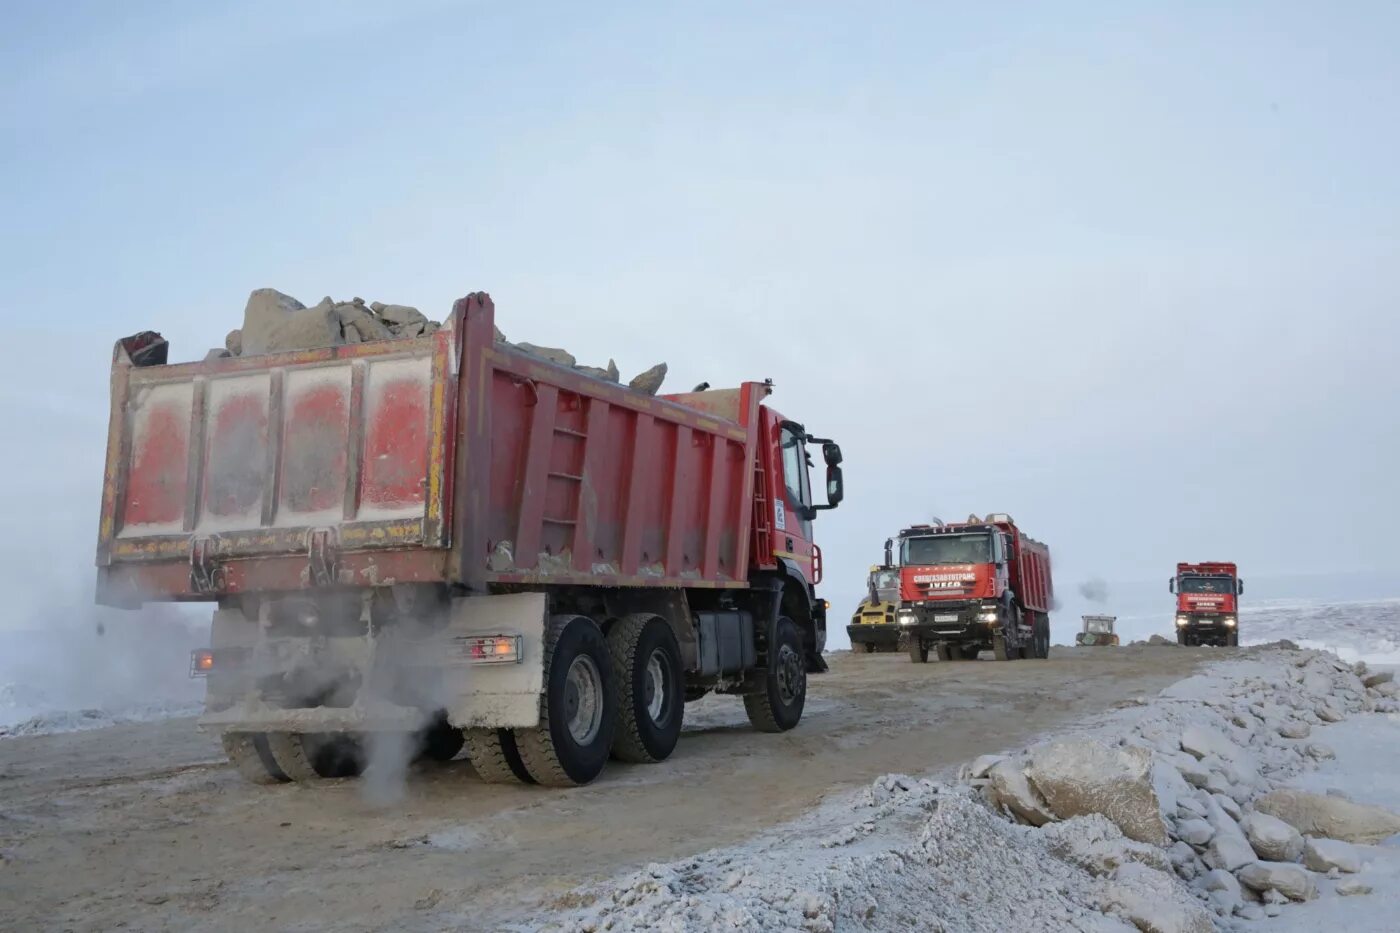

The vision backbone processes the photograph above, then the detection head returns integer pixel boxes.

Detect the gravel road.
[0,645,1212,931]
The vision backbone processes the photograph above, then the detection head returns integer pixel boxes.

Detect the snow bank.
[0,605,207,737]
[1242,599,1400,666]
[537,647,1400,932]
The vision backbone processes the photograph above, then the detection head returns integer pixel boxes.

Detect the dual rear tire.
[465,613,687,786]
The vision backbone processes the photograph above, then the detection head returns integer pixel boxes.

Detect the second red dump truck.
[1171,561,1242,647]
[888,514,1053,662]
[95,292,844,787]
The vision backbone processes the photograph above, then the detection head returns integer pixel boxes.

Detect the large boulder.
[1201,795,1253,872]
[1302,837,1362,874]
[1255,789,1400,844]
[986,759,1056,826]
[334,300,393,343]
[241,289,344,355]
[1237,862,1317,902]
[1240,811,1304,862]
[628,363,668,395]
[1041,814,1172,876]
[1202,867,1244,916]
[514,342,577,367]
[369,302,429,329]
[1176,818,1213,846]
[1363,670,1395,688]
[1100,863,1215,933]
[1026,739,1167,844]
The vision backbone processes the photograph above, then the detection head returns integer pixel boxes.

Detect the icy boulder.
[1237,862,1318,902]
[987,759,1056,826]
[1026,739,1168,845]
[1301,837,1362,874]
[1240,811,1304,862]
[1100,863,1215,933]
[1255,789,1400,844]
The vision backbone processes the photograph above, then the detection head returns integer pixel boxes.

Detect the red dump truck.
[888,514,1053,662]
[1171,561,1242,647]
[96,293,844,786]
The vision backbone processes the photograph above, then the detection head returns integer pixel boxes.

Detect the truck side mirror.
[810,440,844,513]
[1236,579,1244,595]
[1168,578,1176,594]
[823,464,843,508]
[884,538,894,567]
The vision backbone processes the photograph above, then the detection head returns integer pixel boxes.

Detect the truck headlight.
[1175,616,1189,627]
[1223,617,1236,627]
[977,610,999,623]
[897,611,916,626]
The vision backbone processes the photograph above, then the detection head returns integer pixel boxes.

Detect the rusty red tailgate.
[97,325,458,604]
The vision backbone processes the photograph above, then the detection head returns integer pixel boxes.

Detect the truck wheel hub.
[563,655,604,745]
[644,650,668,724]
[775,644,804,705]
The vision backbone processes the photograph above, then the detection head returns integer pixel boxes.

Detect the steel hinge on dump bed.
[307,528,339,586]
[189,536,223,594]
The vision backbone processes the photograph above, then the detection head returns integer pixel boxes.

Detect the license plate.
[934,614,959,622]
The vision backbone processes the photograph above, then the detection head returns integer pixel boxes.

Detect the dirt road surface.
[0,646,1212,931]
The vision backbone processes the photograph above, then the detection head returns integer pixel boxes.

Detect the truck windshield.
[901,534,991,565]
[1085,619,1113,634]
[1179,576,1233,594]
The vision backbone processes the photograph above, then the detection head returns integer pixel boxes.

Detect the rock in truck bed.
[211,288,668,394]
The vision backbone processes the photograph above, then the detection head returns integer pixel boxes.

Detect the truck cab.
[846,564,903,653]
[1170,562,1242,647]
[891,513,1053,663]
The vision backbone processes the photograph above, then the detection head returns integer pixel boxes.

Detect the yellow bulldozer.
[847,564,904,653]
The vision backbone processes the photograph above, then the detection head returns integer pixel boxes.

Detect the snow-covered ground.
[0,604,207,737]
[1242,598,1400,666]
[536,635,1400,931]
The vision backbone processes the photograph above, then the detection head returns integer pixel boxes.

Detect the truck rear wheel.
[607,614,685,764]
[745,617,807,731]
[1030,615,1050,659]
[465,728,535,784]
[514,615,617,787]
[221,732,289,784]
[266,732,365,780]
[417,712,466,763]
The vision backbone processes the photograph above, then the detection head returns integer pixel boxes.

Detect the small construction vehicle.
[846,564,903,653]
[1075,615,1119,647]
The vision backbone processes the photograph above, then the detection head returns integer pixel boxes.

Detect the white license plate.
[934,614,959,622]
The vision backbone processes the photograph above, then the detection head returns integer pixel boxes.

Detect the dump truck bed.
[97,294,764,606]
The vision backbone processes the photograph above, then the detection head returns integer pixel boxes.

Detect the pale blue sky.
[3,1,1398,636]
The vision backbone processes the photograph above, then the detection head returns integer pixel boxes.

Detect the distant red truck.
[888,514,1053,663]
[1171,561,1242,647]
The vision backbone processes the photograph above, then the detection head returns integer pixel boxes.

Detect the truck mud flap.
[441,592,549,730]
